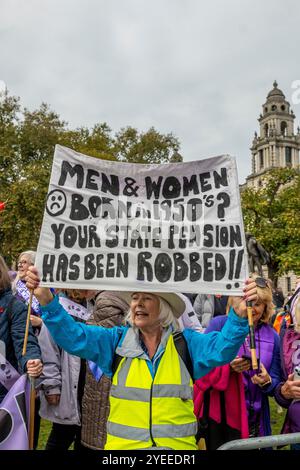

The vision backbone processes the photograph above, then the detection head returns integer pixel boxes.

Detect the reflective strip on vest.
[110,384,150,402]
[107,422,150,442]
[105,332,197,450]
[152,422,198,438]
[107,421,197,440]
[153,384,193,399]
[110,383,193,401]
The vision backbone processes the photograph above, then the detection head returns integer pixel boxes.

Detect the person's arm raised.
[25,265,121,376]
[26,266,54,305]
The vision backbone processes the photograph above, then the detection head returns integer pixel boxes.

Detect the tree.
[0,91,181,264]
[0,91,20,189]
[241,168,300,283]
[60,123,116,161]
[0,101,67,261]
[114,126,180,164]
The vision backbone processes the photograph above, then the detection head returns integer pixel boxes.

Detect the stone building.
[245,81,300,295]
[246,81,300,188]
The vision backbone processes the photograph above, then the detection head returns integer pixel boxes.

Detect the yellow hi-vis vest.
[105,333,198,450]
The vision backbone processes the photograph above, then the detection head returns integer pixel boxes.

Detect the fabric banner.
[0,353,20,390]
[36,145,248,295]
[16,280,41,315]
[87,360,103,382]
[0,374,29,450]
[58,296,91,322]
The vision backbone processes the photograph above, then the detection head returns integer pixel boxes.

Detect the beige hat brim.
[118,291,186,319]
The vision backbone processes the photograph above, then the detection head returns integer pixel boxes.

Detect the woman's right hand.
[30,314,43,328]
[230,356,251,373]
[281,373,300,400]
[26,266,54,306]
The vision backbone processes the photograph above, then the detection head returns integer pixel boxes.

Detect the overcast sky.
[1,0,300,183]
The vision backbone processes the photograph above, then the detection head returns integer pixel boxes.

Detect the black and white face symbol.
[0,409,13,444]
[46,190,67,217]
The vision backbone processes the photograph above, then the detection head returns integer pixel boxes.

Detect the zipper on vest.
[149,382,156,447]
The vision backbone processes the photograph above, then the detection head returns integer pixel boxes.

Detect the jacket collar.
[116,325,173,360]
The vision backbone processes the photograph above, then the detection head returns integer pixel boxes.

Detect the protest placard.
[36,145,248,295]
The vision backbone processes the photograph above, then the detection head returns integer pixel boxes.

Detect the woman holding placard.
[26,265,258,450]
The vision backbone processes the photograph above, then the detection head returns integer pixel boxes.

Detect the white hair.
[125,295,181,331]
[12,250,37,293]
[18,250,36,265]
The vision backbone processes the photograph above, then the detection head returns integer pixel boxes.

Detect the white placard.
[36,145,248,295]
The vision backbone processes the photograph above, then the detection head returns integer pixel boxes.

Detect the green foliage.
[0,91,20,188]
[60,123,116,161]
[0,91,181,264]
[37,419,52,450]
[242,168,300,280]
[115,126,180,164]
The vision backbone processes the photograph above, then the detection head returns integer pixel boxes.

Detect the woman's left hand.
[251,362,271,386]
[230,278,258,318]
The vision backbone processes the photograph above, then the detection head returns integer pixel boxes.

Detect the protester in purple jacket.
[204,276,282,439]
[273,281,300,450]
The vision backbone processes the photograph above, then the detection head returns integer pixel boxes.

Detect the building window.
[271,105,277,111]
[259,150,264,169]
[285,147,292,166]
[287,277,291,293]
[281,121,287,136]
[264,123,269,137]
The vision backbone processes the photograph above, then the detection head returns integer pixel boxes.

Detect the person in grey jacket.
[37,288,95,450]
[193,294,228,329]
[193,294,215,329]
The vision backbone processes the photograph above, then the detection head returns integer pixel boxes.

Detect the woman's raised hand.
[26,266,54,306]
[230,278,258,318]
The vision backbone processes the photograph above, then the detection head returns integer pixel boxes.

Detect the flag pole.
[22,290,33,356]
[28,376,35,450]
[246,300,258,370]
[22,290,35,450]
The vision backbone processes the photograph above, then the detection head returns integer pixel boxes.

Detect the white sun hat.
[118,291,186,318]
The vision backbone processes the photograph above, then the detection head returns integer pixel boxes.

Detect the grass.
[269,398,285,436]
[37,398,287,450]
[37,419,52,450]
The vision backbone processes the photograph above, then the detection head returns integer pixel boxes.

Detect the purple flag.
[0,353,21,391]
[0,374,30,450]
[88,360,103,382]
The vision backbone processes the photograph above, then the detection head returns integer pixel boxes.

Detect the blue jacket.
[0,288,41,402]
[40,295,249,380]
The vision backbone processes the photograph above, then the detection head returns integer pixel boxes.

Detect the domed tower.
[246,81,300,188]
